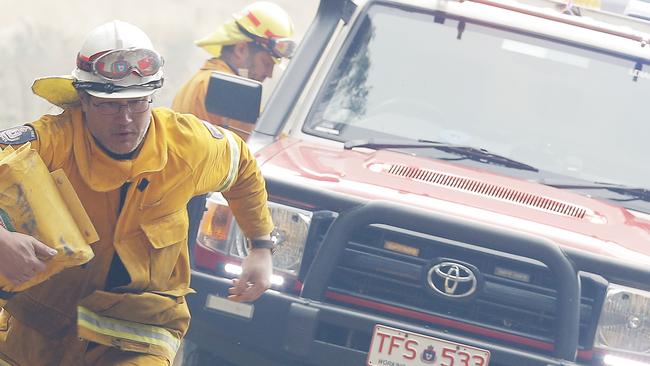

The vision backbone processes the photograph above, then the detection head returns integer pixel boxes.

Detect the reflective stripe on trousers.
[77,306,180,363]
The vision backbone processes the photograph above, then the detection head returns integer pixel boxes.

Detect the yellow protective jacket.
[0,107,273,366]
[172,58,254,139]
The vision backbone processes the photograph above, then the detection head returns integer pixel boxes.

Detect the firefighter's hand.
[0,230,57,285]
[228,248,272,302]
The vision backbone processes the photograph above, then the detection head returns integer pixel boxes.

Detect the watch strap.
[249,239,276,254]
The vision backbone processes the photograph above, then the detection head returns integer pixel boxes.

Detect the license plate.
[204,294,254,319]
[367,325,490,366]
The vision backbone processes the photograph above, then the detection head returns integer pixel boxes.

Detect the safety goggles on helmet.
[76,48,163,81]
[235,22,296,59]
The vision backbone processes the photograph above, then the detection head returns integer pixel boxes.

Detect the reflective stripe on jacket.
[77,306,180,361]
[0,106,273,365]
[172,58,254,139]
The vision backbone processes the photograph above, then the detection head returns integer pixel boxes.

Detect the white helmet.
[72,20,164,99]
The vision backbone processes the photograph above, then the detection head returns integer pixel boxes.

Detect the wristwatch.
[248,239,277,254]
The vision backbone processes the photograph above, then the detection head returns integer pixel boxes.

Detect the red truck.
[182,0,650,365]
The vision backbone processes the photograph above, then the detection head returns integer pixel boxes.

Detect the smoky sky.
[0,0,317,127]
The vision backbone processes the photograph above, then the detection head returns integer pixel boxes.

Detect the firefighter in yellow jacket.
[0,20,275,366]
[172,1,295,139]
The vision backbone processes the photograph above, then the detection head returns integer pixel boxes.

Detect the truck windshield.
[304,3,650,193]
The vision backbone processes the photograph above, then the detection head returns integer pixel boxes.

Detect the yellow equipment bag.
[0,143,98,295]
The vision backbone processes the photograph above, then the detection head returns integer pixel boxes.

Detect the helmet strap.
[72,79,164,94]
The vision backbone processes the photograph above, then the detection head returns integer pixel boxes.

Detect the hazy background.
[0,0,319,129]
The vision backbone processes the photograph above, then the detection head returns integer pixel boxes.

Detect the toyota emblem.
[427,261,478,298]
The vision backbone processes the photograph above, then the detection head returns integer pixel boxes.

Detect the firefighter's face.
[80,94,152,155]
[246,47,275,82]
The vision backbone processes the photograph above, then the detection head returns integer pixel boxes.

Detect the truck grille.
[325,225,605,352]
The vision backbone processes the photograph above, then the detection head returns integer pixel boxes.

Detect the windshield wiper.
[545,181,650,202]
[344,138,538,172]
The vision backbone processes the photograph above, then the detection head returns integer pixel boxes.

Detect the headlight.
[595,284,650,360]
[229,201,312,276]
[197,194,313,279]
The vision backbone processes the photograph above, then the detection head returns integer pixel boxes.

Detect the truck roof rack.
[462,0,650,45]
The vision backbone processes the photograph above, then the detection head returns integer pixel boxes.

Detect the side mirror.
[205,71,262,124]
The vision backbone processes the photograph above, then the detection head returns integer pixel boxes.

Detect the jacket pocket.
[140,209,189,290]
[2,294,72,338]
[150,288,196,303]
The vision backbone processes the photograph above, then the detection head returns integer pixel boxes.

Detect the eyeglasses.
[91,99,152,115]
[235,23,296,59]
[77,48,164,81]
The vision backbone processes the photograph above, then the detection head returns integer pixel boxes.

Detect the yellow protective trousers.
[83,345,168,366]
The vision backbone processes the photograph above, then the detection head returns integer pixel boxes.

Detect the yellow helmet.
[195,2,295,59]
[234,1,294,40]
